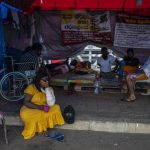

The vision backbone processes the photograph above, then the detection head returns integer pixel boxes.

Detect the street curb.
[2,115,150,134]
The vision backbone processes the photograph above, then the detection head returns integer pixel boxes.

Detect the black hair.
[101,47,108,60]
[101,47,107,52]
[32,43,43,51]
[127,48,134,54]
[70,59,78,66]
[101,47,107,50]
[33,69,49,92]
[23,43,43,55]
[101,47,108,55]
[23,46,32,53]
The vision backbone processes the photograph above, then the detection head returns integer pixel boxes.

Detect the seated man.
[97,47,118,79]
[19,43,43,72]
[121,56,150,102]
[117,48,140,77]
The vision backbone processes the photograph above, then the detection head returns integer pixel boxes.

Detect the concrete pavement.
[0,89,150,134]
[1,127,150,150]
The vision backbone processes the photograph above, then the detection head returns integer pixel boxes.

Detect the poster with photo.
[61,11,112,45]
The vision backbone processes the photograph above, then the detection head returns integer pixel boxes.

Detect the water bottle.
[94,75,100,94]
[94,86,100,94]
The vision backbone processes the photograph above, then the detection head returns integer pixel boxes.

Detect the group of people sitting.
[97,47,150,102]
[16,43,150,140]
[97,47,140,79]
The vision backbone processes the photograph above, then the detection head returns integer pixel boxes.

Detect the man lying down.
[46,59,94,76]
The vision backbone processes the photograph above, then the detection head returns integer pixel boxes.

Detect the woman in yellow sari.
[20,70,64,139]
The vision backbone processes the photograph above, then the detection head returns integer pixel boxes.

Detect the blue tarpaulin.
[0,2,23,70]
[0,9,6,70]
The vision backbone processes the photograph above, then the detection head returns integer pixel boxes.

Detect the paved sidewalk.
[1,127,150,150]
[0,89,150,133]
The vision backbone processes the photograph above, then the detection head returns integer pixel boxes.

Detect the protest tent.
[0,0,150,101]
[4,0,149,12]
[0,0,150,62]
[30,0,149,12]
[28,0,150,62]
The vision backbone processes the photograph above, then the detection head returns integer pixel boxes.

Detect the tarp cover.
[1,0,150,63]
[34,11,116,60]
[30,0,150,12]
[1,0,149,15]
[31,11,149,63]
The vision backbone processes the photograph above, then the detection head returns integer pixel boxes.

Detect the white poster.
[114,14,150,49]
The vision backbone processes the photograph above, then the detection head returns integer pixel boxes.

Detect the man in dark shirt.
[20,43,43,68]
[123,48,140,73]
[18,43,43,76]
[117,48,140,78]
[123,48,139,67]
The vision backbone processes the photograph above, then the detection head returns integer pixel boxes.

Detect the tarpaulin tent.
[1,0,150,14]
[1,0,150,62]
[28,0,150,63]
[30,0,150,11]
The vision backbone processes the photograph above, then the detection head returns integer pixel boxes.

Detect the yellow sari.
[20,84,64,139]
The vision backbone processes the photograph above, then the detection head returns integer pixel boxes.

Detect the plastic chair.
[0,111,8,144]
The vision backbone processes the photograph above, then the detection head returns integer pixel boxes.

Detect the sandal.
[120,98,136,102]
[126,99,135,102]
[127,96,136,101]
[46,132,64,142]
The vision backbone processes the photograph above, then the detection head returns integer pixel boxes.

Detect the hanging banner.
[114,13,150,49]
[61,11,112,45]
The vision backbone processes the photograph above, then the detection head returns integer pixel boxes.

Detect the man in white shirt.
[97,47,118,78]
[121,56,150,102]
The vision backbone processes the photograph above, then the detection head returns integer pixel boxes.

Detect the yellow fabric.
[123,65,138,73]
[20,84,65,139]
[136,73,148,80]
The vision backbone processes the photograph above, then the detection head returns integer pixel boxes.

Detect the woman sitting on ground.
[121,56,150,102]
[20,70,64,139]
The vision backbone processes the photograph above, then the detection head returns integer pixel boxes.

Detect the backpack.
[63,105,75,124]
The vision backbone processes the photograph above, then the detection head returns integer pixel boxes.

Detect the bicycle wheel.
[0,72,29,101]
